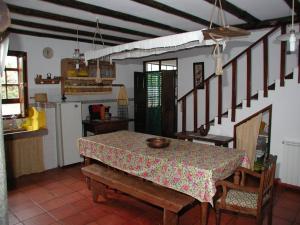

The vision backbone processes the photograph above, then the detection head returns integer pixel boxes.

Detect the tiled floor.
[7,164,300,225]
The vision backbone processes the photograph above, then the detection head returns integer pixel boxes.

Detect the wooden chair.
[215,155,277,225]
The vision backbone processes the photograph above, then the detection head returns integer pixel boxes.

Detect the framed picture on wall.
[193,62,204,89]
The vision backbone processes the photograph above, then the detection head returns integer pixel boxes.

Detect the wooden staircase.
[177,24,300,140]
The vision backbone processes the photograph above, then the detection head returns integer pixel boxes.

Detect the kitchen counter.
[4,128,48,140]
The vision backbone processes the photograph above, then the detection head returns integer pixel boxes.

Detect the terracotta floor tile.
[230,216,257,225]
[22,213,57,225]
[39,197,69,211]
[61,212,95,225]
[272,216,292,225]
[37,181,63,190]
[82,206,110,220]
[14,205,45,221]
[9,213,20,225]
[8,192,31,207]
[9,201,36,213]
[276,198,300,211]
[65,181,87,192]
[48,204,79,220]
[30,192,56,204]
[60,177,78,186]
[95,213,128,225]
[70,198,96,212]
[273,206,298,222]
[49,186,74,198]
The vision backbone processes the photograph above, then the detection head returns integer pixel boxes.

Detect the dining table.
[78,130,249,225]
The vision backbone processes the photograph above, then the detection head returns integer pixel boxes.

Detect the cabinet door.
[134,72,147,132]
[161,70,177,137]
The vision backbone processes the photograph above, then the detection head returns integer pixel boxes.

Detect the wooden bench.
[82,164,196,225]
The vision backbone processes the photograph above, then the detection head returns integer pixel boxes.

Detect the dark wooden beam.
[236,15,300,30]
[203,0,260,24]
[7,4,158,38]
[41,0,185,33]
[283,0,300,15]
[11,19,135,44]
[7,28,116,46]
[131,0,215,27]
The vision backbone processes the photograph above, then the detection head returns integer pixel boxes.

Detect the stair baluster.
[231,59,237,122]
[193,88,198,132]
[218,75,222,124]
[280,25,286,87]
[246,49,251,107]
[205,79,210,127]
[263,37,269,97]
[182,97,186,132]
[298,24,300,84]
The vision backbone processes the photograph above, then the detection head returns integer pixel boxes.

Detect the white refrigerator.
[56,102,83,166]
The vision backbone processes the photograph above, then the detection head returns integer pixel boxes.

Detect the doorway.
[134,59,177,137]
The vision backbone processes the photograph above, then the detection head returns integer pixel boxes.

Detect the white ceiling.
[4,0,297,45]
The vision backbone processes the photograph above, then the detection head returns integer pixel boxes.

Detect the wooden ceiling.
[4,0,300,46]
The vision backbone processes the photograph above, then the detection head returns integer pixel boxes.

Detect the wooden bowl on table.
[146,137,170,148]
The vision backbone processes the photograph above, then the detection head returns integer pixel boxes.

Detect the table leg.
[84,157,91,189]
[201,202,208,225]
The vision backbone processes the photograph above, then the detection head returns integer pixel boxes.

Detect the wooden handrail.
[178,26,279,102]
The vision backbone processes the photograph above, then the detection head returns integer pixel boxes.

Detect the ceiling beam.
[41,0,186,33]
[7,4,158,38]
[283,0,300,15]
[130,0,216,27]
[236,15,300,30]
[8,28,117,46]
[11,19,135,44]
[203,0,260,24]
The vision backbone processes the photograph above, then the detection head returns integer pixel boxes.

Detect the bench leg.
[91,180,107,202]
[201,202,208,225]
[163,210,178,225]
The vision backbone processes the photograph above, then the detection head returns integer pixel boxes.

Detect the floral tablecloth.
[78,131,249,205]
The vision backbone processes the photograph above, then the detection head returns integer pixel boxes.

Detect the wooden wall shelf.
[61,58,116,95]
[35,77,61,84]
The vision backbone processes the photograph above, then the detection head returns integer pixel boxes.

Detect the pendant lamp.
[277,0,300,52]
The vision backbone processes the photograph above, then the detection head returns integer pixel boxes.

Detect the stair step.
[268,83,275,90]
[209,120,215,126]
[251,93,258,100]
[236,103,243,109]
[285,73,293,79]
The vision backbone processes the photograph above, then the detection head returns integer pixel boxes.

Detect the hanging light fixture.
[204,0,250,75]
[277,0,300,52]
[73,27,83,70]
[92,18,105,84]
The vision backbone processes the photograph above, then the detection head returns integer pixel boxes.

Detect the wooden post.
[280,25,286,87]
[182,97,186,132]
[263,37,269,97]
[218,76,222,124]
[231,60,237,122]
[193,88,198,132]
[205,80,210,126]
[246,49,251,107]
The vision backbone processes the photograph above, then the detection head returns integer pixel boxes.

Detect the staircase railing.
[178,26,283,133]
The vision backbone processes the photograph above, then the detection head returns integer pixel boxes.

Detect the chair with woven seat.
[215,155,277,225]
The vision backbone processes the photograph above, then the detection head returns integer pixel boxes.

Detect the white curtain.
[236,113,262,170]
[0,36,9,225]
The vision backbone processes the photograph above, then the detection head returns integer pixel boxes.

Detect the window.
[147,72,161,108]
[145,59,177,72]
[1,51,28,117]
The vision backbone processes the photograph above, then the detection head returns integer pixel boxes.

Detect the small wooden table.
[176,131,233,147]
[82,118,130,136]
